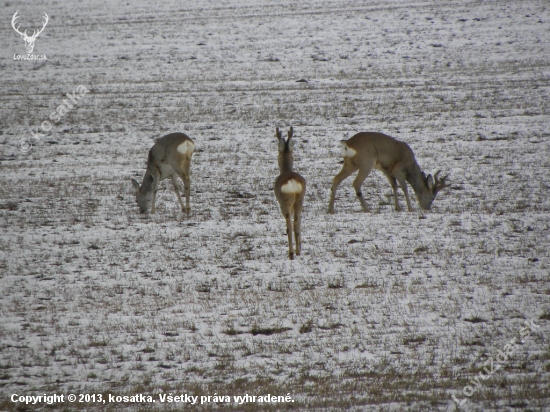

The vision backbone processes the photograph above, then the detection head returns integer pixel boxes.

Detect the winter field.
[1,0,549,410]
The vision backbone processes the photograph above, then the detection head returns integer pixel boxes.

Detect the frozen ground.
[0,0,549,410]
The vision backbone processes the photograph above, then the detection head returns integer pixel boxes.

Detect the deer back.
[149,133,194,179]
[343,132,417,172]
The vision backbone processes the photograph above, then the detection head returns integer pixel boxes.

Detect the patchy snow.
[1,0,549,410]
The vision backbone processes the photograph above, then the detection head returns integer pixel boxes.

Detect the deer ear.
[131,178,140,193]
[426,174,434,190]
[275,127,282,141]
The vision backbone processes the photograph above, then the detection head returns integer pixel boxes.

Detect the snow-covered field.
[1,0,549,410]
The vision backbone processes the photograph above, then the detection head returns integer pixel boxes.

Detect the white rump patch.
[281,179,303,194]
[340,142,356,158]
[177,140,195,155]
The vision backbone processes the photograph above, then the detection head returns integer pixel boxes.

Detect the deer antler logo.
[12,11,49,54]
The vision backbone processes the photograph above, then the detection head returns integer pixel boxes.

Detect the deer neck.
[406,163,428,197]
[140,169,155,193]
[278,153,294,174]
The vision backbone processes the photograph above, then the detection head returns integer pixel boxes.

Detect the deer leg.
[294,197,304,256]
[150,172,160,214]
[145,162,162,215]
[183,173,191,214]
[182,159,192,214]
[396,176,413,212]
[170,174,186,213]
[328,162,358,214]
[385,174,401,211]
[175,171,191,215]
[352,164,373,213]
[151,190,157,214]
[285,211,294,260]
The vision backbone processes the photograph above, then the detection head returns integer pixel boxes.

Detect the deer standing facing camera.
[328,132,449,213]
[131,133,194,215]
[274,127,306,260]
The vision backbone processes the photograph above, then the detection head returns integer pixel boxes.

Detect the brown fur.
[131,132,194,214]
[328,132,448,213]
[274,127,306,260]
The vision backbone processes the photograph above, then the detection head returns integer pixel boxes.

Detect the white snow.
[0,0,549,410]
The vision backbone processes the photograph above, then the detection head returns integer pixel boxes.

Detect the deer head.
[276,126,294,152]
[419,170,449,210]
[12,11,49,54]
[276,127,295,172]
[131,177,153,214]
[427,170,450,195]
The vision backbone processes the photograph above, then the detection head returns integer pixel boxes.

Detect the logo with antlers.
[12,11,49,54]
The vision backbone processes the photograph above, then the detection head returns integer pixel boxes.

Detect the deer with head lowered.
[328,132,449,213]
[131,133,194,215]
[274,127,306,260]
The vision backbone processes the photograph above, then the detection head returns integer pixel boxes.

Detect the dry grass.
[1,0,549,411]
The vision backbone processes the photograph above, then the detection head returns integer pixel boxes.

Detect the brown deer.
[131,133,194,214]
[274,127,306,260]
[328,132,448,213]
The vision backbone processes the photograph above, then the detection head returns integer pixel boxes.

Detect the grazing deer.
[328,132,448,213]
[274,127,306,260]
[131,133,194,215]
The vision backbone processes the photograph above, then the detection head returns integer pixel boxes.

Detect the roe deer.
[328,132,448,213]
[131,132,194,214]
[274,127,306,260]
